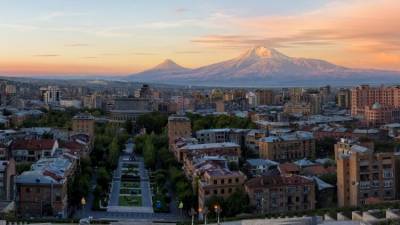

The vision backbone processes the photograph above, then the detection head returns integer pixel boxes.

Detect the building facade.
[258,131,315,162]
[167,115,192,147]
[245,174,315,214]
[72,113,95,138]
[335,139,398,207]
[40,86,61,105]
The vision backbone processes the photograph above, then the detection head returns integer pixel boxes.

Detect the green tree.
[97,167,111,190]
[224,190,250,216]
[143,137,156,168]
[108,138,120,169]
[316,137,337,158]
[124,119,133,134]
[136,112,168,134]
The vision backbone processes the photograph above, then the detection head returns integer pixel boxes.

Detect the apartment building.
[283,102,312,116]
[196,128,231,144]
[337,88,351,109]
[72,113,95,138]
[245,174,315,214]
[335,138,398,207]
[351,85,400,124]
[363,103,400,126]
[15,155,77,218]
[197,162,246,212]
[40,86,61,105]
[177,142,241,164]
[167,115,192,147]
[0,159,16,200]
[195,128,251,148]
[258,131,315,162]
[10,139,59,162]
[255,89,274,106]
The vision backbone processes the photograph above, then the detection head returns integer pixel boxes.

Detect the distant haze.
[0,0,399,75]
[126,46,400,87]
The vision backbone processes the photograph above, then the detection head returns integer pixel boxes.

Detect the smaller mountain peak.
[162,58,175,64]
[154,59,179,69]
[149,59,188,72]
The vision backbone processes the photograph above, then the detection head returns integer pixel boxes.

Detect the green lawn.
[119,195,142,206]
[120,188,141,195]
[121,181,140,188]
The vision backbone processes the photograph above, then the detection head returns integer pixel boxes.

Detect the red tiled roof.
[59,140,83,150]
[245,174,313,189]
[325,166,337,174]
[10,139,56,151]
[59,140,85,155]
[302,165,329,176]
[278,162,300,174]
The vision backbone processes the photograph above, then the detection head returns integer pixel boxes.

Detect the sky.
[0,0,399,76]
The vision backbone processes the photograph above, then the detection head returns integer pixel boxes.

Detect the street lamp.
[81,197,86,218]
[214,205,222,225]
[190,208,197,225]
[200,207,209,225]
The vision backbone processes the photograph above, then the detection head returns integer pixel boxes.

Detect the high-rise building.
[83,94,103,109]
[351,85,400,116]
[255,89,274,105]
[337,88,351,109]
[335,139,398,207]
[40,86,61,105]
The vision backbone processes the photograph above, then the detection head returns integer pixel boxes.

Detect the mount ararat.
[126,46,400,86]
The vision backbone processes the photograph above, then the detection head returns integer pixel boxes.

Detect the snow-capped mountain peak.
[239,46,288,60]
[126,46,400,86]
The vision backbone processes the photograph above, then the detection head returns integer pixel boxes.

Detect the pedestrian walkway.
[108,143,153,213]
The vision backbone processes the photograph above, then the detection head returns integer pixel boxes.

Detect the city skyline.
[1,0,400,76]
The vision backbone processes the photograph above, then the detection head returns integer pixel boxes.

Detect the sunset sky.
[1,0,399,76]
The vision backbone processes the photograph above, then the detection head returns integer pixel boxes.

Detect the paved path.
[108,143,153,212]
[75,141,181,222]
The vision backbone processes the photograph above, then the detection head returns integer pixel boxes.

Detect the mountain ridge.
[126,46,400,86]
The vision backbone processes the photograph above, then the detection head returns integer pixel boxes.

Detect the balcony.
[383,170,393,178]
[371,181,380,188]
[359,181,370,189]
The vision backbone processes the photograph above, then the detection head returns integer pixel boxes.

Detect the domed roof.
[372,102,382,110]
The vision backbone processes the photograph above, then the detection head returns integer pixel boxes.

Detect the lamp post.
[81,197,86,218]
[190,208,197,225]
[202,207,209,225]
[214,205,222,225]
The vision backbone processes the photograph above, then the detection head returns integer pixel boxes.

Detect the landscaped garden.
[121,181,140,189]
[118,162,143,207]
[119,195,142,206]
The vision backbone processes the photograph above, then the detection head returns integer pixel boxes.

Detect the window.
[214,180,217,185]
[213,190,218,195]
[228,179,232,184]
[221,189,225,194]
[26,188,31,193]
[221,179,225,184]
